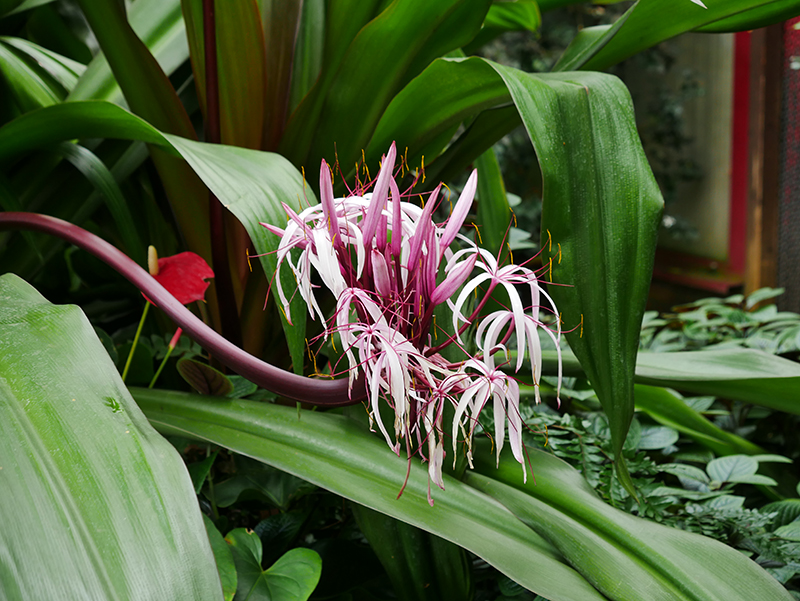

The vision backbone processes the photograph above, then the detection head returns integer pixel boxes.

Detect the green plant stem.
[122,302,150,382]
[148,328,180,389]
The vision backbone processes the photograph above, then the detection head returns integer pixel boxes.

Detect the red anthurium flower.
[146,247,214,305]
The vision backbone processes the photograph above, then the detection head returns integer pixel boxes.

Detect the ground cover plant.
[2,1,800,600]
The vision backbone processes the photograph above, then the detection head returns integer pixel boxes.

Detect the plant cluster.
[3,2,800,601]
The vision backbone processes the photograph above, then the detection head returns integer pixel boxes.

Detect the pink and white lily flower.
[264,143,561,504]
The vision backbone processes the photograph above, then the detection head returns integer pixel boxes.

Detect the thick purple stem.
[0,212,362,406]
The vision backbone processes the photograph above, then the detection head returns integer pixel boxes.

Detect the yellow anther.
[546,229,552,252]
[510,208,517,228]
[548,256,552,282]
[557,243,562,264]
[580,314,584,338]
[147,245,159,276]
[472,222,483,244]
[246,249,252,272]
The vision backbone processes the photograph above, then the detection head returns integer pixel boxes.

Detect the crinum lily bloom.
[264,143,562,504]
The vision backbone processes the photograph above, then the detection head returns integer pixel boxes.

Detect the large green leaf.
[634,384,764,456]
[133,388,607,601]
[367,57,511,172]
[635,348,800,413]
[281,0,492,170]
[0,39,63,111]
[557,0,800,72]
[280,0,383,165]
[541,347,800,414]
[0,274,223,600]
[0,101,309,372]
[695,1,800,32]
[467,449,792,601]
[463,0,541,53]
[226,530,321,601]
[69,0,189,104]
[182,0,266,149]
[0,36,85,92]
[515,68,662,491]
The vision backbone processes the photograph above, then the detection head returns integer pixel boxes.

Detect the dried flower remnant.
[264,143,562,504]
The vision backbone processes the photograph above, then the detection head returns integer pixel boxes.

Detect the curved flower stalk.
[0,212,361,406]
[265,143,562,503]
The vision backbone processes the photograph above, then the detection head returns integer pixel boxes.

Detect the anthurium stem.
[149,327,181,388]
[203,0,242,349]
[0,212,362,406]
[122,301,150,382]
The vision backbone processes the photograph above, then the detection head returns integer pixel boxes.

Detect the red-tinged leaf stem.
[0,212,362,406]
[204,0,242,349]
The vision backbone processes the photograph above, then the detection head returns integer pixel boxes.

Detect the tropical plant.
[2,1,800,600]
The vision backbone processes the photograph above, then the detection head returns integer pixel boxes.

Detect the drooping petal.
[319,159,340,242]
[430,252,477,307]
[438,170,477,255]
[361,143,397,244]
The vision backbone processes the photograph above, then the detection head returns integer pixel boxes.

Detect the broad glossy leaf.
[0,274,223,600]
[133,388,607,601]
[468,449,793,601]
[513,68,662,491]
[464,0,541,52]
[562,0,800,72]
[367,57,511,177]
[226,530,321,601]
[636,424,679,450]
[0,39,63,110]
[706,455,759,483]
[177,357,234,396]
[281,0,492,170]
[0,36,85,91]
[634,384,764,457]
[280,0,383,165]
[0,101,309,371]
[635,348,800,413]
[542,347,800,414]
[550,18,629,73]
[696,1,800,32]
[205,517,238,601]
[183,0,266,149]
[775,522,800,542]
[70,0,189,104]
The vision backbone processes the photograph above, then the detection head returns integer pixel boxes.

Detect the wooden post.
[745,23,783,293]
